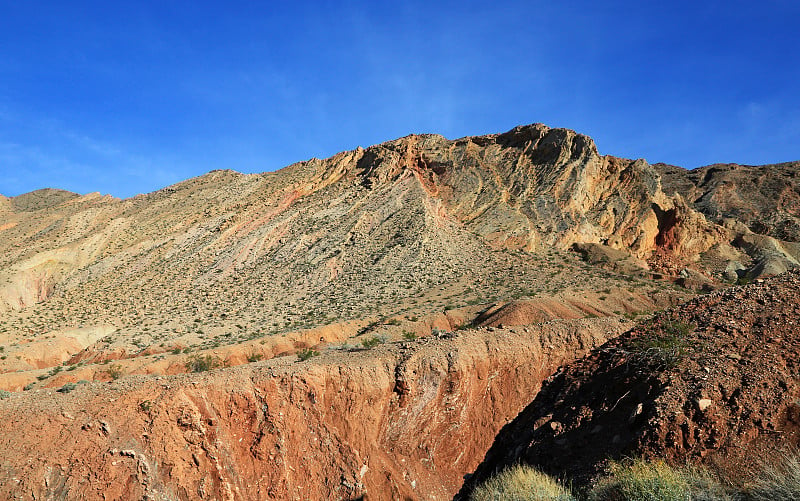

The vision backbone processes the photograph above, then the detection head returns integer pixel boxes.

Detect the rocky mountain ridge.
[2,124,795,317]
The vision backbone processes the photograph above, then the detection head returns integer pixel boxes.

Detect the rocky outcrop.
[343,125,719,260]
[658,161,800,242]
[658,161,800,279]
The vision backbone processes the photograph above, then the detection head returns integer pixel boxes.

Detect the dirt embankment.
[460,271,800,496]
[0,316,629,501]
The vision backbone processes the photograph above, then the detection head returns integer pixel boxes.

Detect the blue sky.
[1,1,798,198]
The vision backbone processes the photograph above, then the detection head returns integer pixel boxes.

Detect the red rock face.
[0,318,627,500]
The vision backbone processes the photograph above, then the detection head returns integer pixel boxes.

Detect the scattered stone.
[697,398,713,412]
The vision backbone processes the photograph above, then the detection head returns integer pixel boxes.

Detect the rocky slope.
[460,270,800,496]
[658,161,800,279]
[0,123,710,384]
[658,161,800,242]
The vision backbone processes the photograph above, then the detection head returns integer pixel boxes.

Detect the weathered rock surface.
[658,161,800,279]
[0,125,728,315]
[658,161,800,242]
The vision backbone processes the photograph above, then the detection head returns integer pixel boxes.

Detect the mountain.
[0,123,798,500]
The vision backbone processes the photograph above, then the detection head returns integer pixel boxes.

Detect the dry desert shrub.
[185,354,223,372]
[746,450,800,501]
[470,464,576,501]
[588,458,733,501]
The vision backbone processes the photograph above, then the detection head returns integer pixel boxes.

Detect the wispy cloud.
[0,109,196,197]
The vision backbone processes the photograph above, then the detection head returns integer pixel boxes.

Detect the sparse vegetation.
[402,331,417,341]
[185,354,223,372]
[105,364,123,380]
[297,348,319,361]
[0,389,10,399]
[588,459,732,501]
[56,382,78,393]
[627,320,694,369]
[747,450,800,500]
[361,336,385,349]
[246,351,264,363]
[469,459,770,500]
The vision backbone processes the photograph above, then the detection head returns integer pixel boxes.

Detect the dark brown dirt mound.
[459,270,800,496]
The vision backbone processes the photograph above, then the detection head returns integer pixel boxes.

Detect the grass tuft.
[588,458,733,501]
[627,320,694,370]
[746,450,800,501]
[471,464,576,501]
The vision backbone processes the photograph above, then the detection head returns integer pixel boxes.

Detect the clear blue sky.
[1,1,798,198]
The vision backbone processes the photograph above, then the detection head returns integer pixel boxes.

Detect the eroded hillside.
[1,123,710,387]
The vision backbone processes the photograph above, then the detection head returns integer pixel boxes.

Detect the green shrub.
[56,382,77,393]
[662,320,694,337]
[628,321,694,370]
[105,364,123,380]
[588,459,731,501]
[185,354,223,372]
[297,348,319,361]
[747,450,800,500]
[402,331,417,341]
[470,464,575,501]
[0,389,10,399]
[361,336,385,349]
[246,351,264,363]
